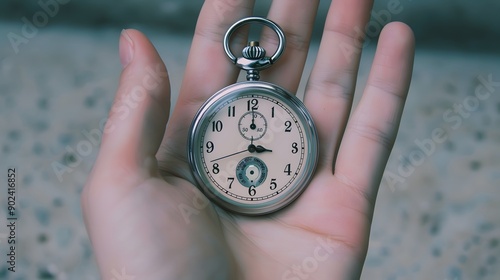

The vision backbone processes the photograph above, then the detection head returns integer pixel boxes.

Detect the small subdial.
[238,111,268,140]
[236,156,268,188]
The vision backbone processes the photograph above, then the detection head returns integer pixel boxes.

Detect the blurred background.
[0,0,499,279]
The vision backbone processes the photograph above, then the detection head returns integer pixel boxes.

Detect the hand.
[82,1,414,279]
[211,144,272,163]
[248,144,272,153]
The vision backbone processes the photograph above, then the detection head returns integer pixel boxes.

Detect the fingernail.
[119,29,134,68]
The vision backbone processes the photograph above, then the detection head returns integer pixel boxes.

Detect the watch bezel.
[188,81,318,215]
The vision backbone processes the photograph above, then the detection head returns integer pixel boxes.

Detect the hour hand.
[255,145,272,153]
[248,144,272,153]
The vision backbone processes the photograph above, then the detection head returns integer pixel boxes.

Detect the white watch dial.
[189,82,318,215]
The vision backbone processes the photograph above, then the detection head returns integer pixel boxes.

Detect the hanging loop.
[224,17,286,80]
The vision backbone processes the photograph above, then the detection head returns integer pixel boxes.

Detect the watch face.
[188,82,318,215]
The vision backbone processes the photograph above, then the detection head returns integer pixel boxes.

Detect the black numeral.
[212,120,223,132]
[284,164,292,176]
[285,121,292,132]
[228,106,236,117]
[228,177,234,189]
[213,163,220,174]
[291,142,298,154]
[270,179,277,190]
[249,185,256,196]
[271,107,275,118]
[247,99,259,111]
[206,141,214,153]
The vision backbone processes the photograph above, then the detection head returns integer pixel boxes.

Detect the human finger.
[93,29,171,179]
[258,0,320,93]
[304,0,374,170]
[334,22,415,203]
[176,0,256,107]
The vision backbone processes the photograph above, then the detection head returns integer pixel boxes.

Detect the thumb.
[97,29,171,178]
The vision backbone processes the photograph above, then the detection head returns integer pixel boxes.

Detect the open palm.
[82,0,415,279]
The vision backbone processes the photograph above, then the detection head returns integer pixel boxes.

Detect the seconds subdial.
[238,110,268,140]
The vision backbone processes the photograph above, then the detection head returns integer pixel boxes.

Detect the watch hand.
[255,145,272,153]
[210,149,248,162]
[209,144,272,162]
[248,136,256,153]
[247,144,272,153]
[250,109,256,130]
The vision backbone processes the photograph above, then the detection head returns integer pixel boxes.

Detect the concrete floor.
[0,23,499,279]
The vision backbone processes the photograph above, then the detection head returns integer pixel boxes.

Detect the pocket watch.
[188,17,318,215]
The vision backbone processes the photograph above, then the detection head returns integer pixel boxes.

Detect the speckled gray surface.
[0,18,499,280]
[1,0,500,49]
